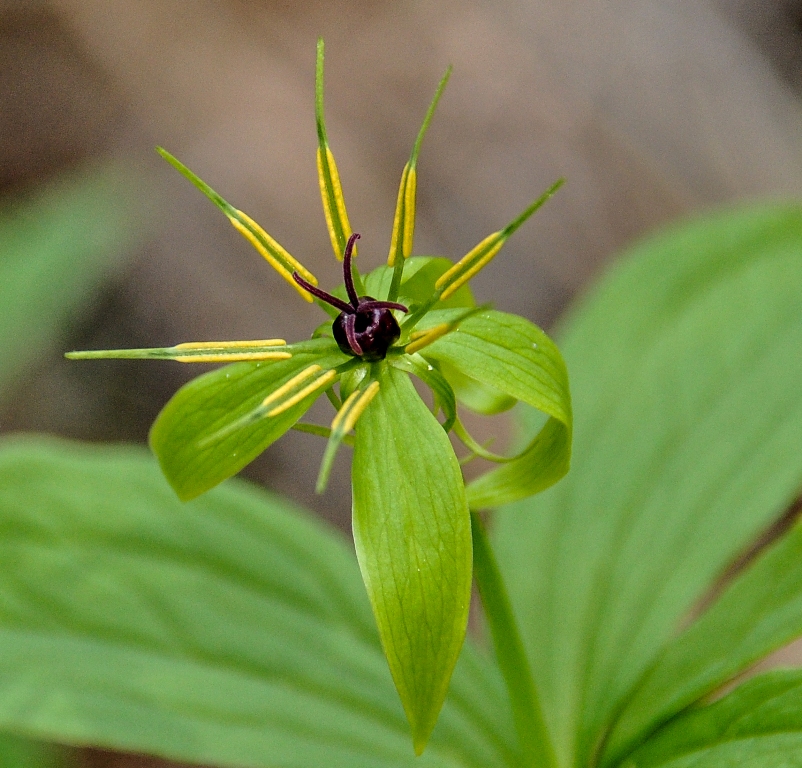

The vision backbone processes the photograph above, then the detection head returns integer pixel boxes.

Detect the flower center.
[293,233,408,360]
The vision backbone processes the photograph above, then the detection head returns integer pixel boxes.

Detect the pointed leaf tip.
[352,364,471,752]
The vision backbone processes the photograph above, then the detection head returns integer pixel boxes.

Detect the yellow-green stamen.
[315,39,355,262]
[263,365,337,416]
[405,323,452,355]
[156,147,318,301]
[434,179,564,301]
[66,339,291,364]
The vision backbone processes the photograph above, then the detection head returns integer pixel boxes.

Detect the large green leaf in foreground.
[0,436,516,768]
[493,205,802,767]
[0,164,148,399]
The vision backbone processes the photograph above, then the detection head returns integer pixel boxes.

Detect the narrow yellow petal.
[339,381,380,434]
[262,365,322,408]
[267,369,337,416]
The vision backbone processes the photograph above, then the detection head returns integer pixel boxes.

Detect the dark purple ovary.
[292,232,408,362]
[332,299,401,361]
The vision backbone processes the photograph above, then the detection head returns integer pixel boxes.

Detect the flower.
[67,39,572,754]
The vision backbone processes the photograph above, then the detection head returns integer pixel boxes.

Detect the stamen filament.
[316,380,380,493]
[434,179,564,301]
[436,233,505,300]
[229,211,317,302]
[386,65,451,302]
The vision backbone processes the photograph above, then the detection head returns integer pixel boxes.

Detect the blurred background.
[1,0,801,765]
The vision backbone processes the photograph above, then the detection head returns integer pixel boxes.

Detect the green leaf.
[0,734,63,768]
[437,361,517,415]
[0,435,517,768]
[391,353,457,432]
[605,519,802,764]
[0,164,149,399]
[150,338,347,500]
[351,364,473,754]
[491,204,802,768]
[417,308,572,507]
[625,670,802,768]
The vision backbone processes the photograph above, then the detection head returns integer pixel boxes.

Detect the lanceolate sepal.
[351,363,472,754]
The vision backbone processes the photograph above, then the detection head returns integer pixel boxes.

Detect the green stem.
[470,510,558,768]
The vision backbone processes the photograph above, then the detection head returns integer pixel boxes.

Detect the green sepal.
[438,360,517,415]
[390,352,457,432]
[150,338,347,500]
[419,308,572,507]
[351,363,472,753]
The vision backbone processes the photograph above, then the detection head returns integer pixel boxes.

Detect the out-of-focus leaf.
[418,308,571,507]
[605,520,802,764]
[352,364,472,754]
[625,670,802,768]
[0,436,517,768]
[0,733,63,768]
[0,163,149,399]
[492,205,802,767]
[149,338,347,500]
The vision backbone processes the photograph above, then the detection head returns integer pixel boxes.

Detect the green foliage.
[625,670,802,767]
[4,195,799,767]
[493,204,802,767]
[0,734,63,768]
[149,339,348,500]
[605,520,802,763]
[0,164,149,398]
[0,436,516,768]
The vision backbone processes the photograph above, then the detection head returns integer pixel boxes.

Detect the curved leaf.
[352,364,472,753]
[0,436,516,768]
[626,670,802,768]
[492,204,802,767]
[418,309,572,507]
[149,338,347,500]
[605,519,802,764]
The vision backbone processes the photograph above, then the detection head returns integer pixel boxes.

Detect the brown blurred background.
[1,1,802,765]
